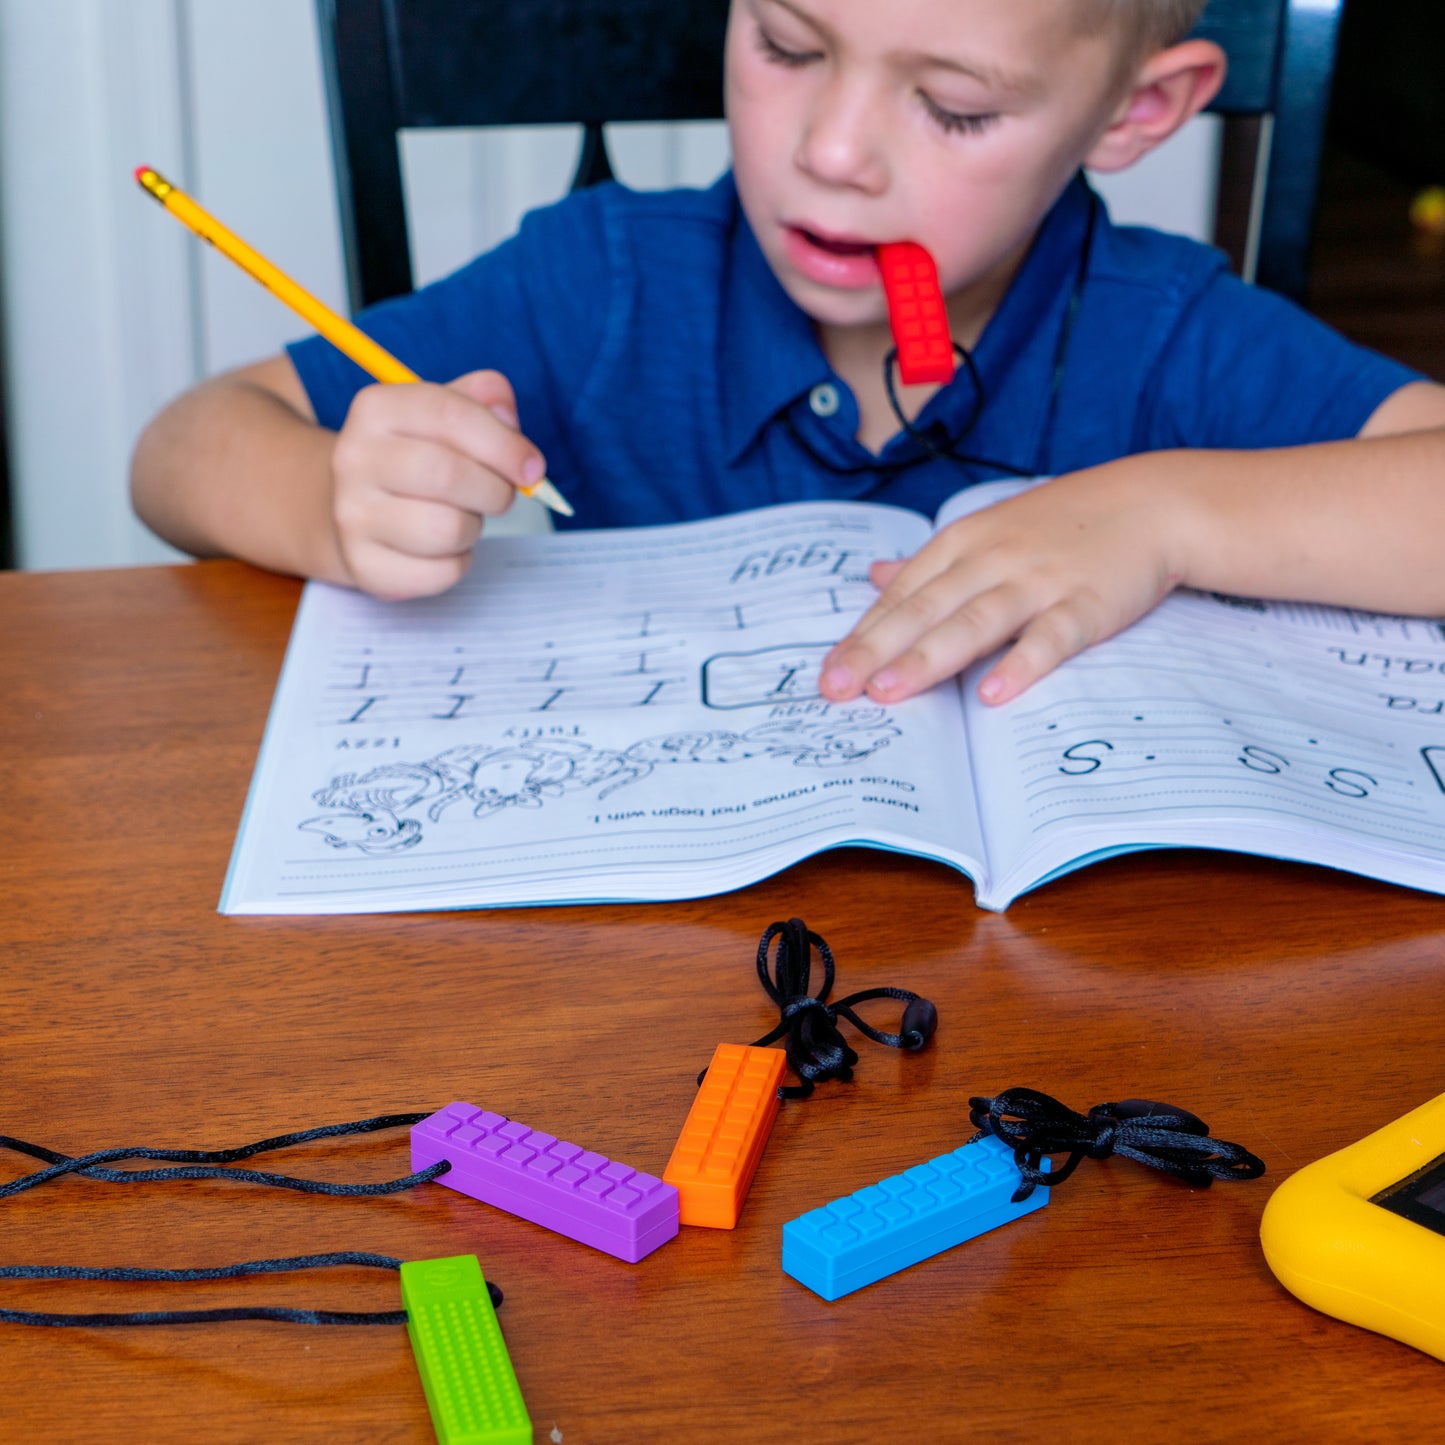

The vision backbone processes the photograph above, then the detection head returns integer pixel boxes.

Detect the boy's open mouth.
[783,225,882,290]
[799,228,874,257]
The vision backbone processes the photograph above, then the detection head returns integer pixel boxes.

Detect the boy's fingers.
[822,558,992,699]
[447,370,540,481]
[366,493,486,560]
[852,584,1030,703]
[977,602,1099,705]
[834,532,993,672]
[854,546,966,636]
[338,433,516,519]
[342,537,476,602]
[448,369,520,429]
[864,588,1112,705]
[350,376,546,494]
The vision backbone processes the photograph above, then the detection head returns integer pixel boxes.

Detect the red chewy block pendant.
[877,241,956,386]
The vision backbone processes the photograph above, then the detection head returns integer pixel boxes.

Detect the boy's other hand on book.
[819,464,1184,706]
[330,369,548,600]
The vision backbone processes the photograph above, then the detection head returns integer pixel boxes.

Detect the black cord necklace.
[969,1087,1266,1203]
[0,1253,503,1328]
[0,1117,510,1330]
[739,917,938,1098]
[0,1112,447,1200]
[785,181,1101,484]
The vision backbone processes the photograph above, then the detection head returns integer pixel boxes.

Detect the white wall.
[0,1,194,568]
[1090,116,1221,243]
[0,0,1216,571]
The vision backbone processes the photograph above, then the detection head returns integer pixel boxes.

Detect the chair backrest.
[316,0,729,311]
[316,0,1341,312]
[1193,0,1345,300]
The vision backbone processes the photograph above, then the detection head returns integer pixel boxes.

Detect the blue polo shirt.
[288,172,1421,529]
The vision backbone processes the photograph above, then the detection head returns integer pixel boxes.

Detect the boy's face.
[725,0,1131,335]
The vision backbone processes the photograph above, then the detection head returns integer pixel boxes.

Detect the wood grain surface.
[2,560,1443,1444]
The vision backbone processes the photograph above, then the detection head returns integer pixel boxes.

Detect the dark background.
[1332,0,1445,185]
[1306,0,1445,386]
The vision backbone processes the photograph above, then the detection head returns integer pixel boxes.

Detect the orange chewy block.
[876,240,956,387]
[663,1044,786,1229]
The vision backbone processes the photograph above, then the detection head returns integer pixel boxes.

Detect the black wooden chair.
[315,0,1342,312]
[316,0,729,311]
[1194,0,1346,299]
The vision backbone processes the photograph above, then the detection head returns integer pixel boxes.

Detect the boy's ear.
[1085,39,1228,173]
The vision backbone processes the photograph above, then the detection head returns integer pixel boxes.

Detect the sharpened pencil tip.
[526,477,575,518]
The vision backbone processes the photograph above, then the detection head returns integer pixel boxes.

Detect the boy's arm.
[130,354,546,597]
[820,380,1445,707]
[1172,380,1445,608]
[131,355,346,582]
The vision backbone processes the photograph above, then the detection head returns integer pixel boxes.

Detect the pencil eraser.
[876,241,955,386]
[412,1102,679,1262]
[663,1043,786,1229]
[401,1255,531,1445]
[781,1133,1048,1300]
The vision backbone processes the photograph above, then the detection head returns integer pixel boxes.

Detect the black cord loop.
[0,1252,503,1328]
[0,1113,451,1200]
[968,1087,1266,1203]
[724,918,937,1100]
[880,342,1027,472]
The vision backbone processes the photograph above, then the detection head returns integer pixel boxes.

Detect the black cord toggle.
[968,1087,1266,1202]
[0,1252,503,1328]
[0,1113,451,1200]
[736,918,938,1100]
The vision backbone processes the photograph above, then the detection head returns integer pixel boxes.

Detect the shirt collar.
[716,171,1097,468]
[718,177,834,467]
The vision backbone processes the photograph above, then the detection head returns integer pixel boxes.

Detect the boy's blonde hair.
[1076,0,1211,74]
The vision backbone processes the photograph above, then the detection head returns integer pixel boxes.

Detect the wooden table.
[3,560,1444,1443]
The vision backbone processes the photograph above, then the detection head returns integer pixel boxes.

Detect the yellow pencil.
[134,165,573,518]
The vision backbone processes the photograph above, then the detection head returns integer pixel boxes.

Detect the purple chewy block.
[411,1102,680,1262]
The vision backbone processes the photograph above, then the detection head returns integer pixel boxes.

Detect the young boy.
[131,0,1445,708]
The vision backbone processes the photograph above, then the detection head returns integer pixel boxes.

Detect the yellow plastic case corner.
[1260,1092,1445,1362]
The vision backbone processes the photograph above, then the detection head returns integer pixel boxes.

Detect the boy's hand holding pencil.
[329,368,547,599]
[134,166,570,601]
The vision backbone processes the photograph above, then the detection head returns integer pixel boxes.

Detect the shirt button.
[808,383,840,417]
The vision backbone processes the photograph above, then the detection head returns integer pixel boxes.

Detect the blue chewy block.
[781,1134,1048,1300]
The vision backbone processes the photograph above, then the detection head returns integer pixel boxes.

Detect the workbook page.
[222,502,989,914]
[938,482,1445,908]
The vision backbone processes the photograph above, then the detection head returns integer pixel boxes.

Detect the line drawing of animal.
[299,706,899,854]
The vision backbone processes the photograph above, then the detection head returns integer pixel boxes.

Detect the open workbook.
[221,480,1445,915]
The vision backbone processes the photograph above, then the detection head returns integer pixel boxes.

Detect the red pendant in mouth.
[876,241,956,386]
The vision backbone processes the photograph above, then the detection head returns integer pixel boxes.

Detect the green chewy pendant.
[401,1255,531,1444]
